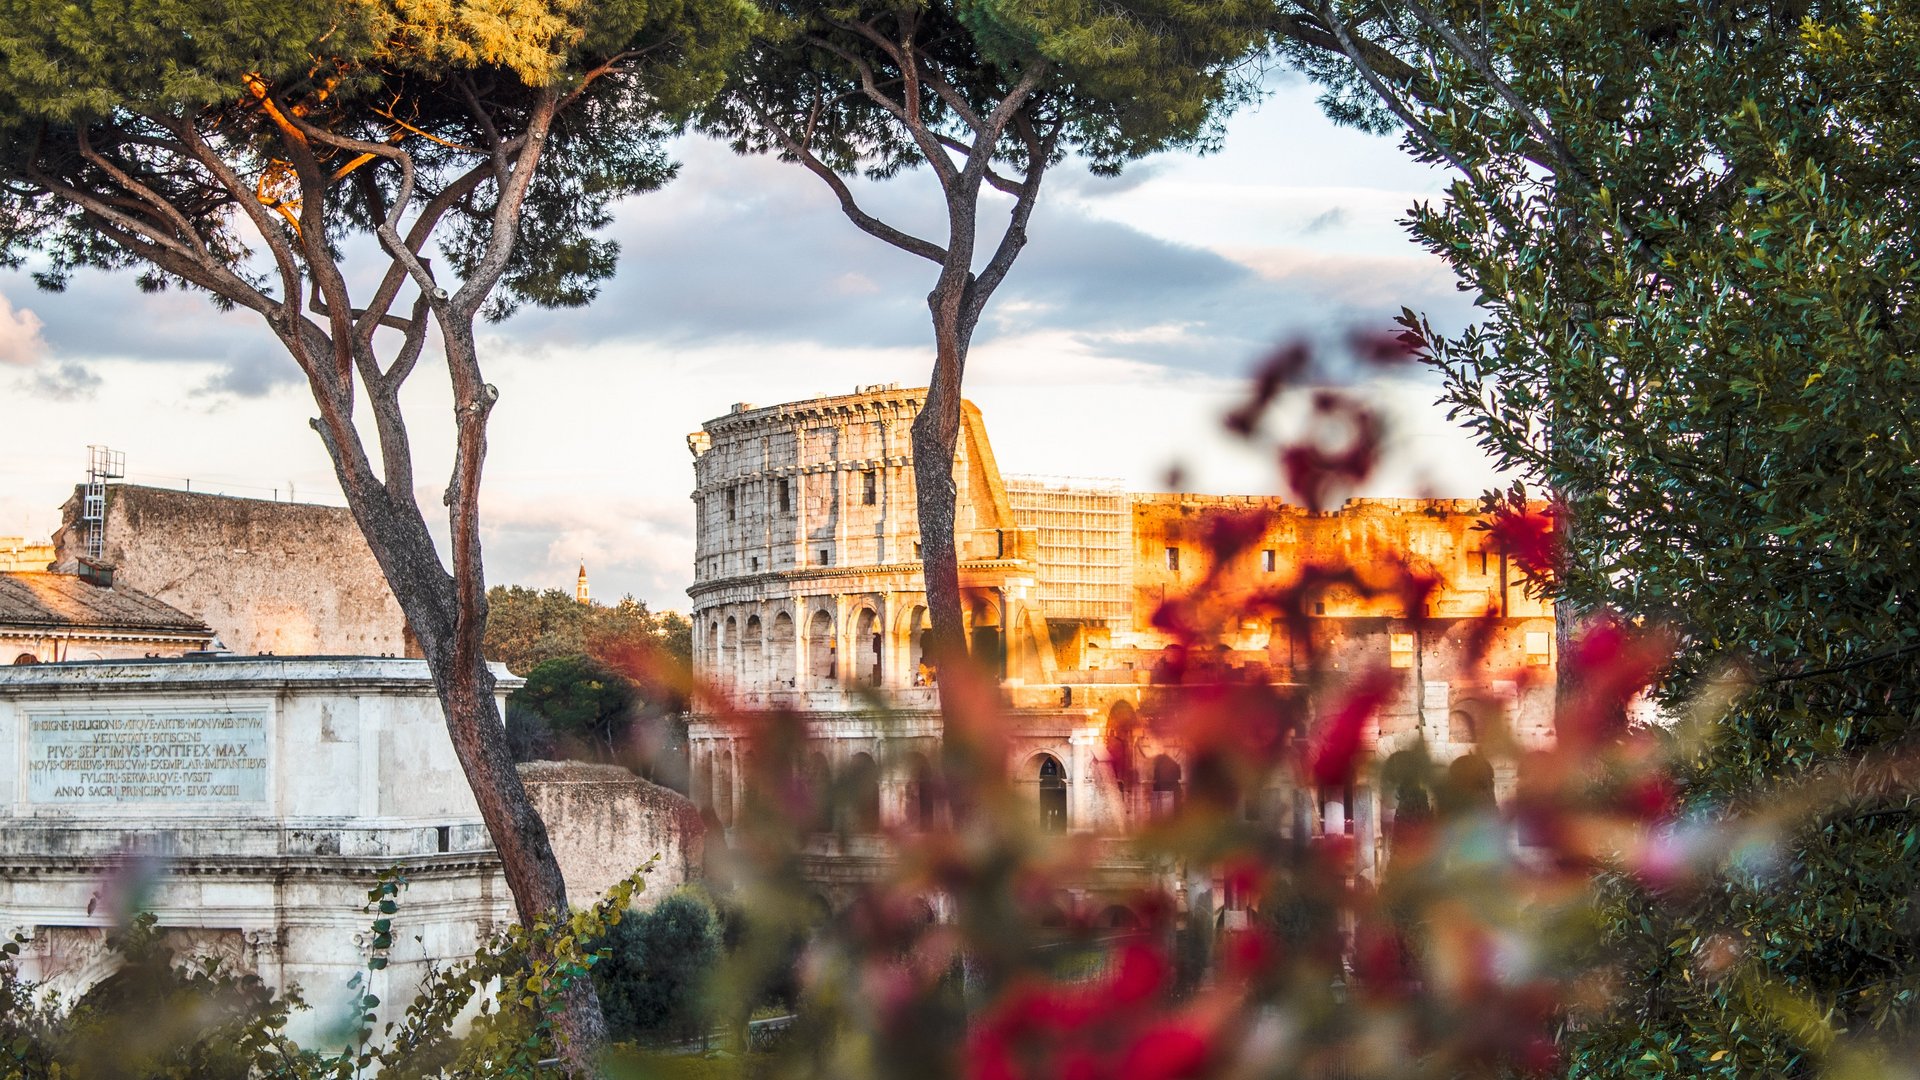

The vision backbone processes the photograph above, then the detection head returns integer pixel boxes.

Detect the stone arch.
[721,616,738,689]
[705,619,719,679]
[852,606,882,686]
[1150,754,1183,820]
[769,611,796,689]
[899,604,932,685]
[845,751,881,833]
[1035,753,1068,833]
[967,594,1004,670]
[742,615,765,690]
[899,751,936,831]
[806,608,836,687]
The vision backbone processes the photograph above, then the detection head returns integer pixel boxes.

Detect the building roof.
[0,571,212,636]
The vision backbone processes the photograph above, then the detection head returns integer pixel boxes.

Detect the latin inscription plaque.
[26,709,269,804]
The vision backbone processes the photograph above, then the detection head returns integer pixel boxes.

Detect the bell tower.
[575,561,590,605]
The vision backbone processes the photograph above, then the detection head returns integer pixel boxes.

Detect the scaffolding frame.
[1005,475,1130,623]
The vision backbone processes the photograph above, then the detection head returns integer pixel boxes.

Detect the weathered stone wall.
[517,761,703,908]
[53,485,412,657]
[0,658,515,1044]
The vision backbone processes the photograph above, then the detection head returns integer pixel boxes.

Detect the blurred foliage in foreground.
[1283,1,1920,1073]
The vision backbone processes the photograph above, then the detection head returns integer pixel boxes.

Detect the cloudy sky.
[0,76,1499,613]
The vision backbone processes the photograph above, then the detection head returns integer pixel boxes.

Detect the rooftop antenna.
[83,445,126,561]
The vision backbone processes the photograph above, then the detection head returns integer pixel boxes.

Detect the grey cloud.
[19,360,102,402]
[3,269,303,398]
[1302,206,1350,233]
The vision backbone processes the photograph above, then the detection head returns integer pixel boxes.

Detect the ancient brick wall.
[53,484,412,657]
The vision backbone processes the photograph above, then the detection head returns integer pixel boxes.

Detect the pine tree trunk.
[911,280,979,729]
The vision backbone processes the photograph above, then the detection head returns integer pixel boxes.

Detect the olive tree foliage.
[1279,1,1920,1073]
[0,0,751,1058]
[702,0,1270,685]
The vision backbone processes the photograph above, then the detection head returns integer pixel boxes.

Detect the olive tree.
[0,0,750,1057]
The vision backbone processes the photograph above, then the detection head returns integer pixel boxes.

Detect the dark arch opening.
[1038,754,1067,834]
[1151,754,1183,820]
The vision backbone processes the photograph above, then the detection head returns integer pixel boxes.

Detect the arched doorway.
[845,752,881,833]
[1150,755,1182,820]
[1037,754,1067,833]
[853,607,882,686]
[806,609,836,687]
[769,611,796,689]
[742,615,764,690]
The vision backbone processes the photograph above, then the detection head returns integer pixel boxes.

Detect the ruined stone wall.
[518,761,703,908]
[53,485,412,657]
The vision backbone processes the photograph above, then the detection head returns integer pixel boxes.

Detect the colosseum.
[685,384,1555,913]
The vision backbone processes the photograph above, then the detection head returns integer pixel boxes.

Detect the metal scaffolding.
[1005,475,1130,624]
[82,445,125,561]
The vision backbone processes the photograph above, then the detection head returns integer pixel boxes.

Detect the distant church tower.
[575,562,590,605]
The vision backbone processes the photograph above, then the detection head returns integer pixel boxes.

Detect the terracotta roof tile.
[0,572,211,634]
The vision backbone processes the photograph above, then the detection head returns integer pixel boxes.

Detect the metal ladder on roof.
[83,445,125,561]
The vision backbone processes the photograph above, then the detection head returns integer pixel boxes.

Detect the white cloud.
[0,291,47,366]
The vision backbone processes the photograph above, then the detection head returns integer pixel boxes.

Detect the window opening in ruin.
[1262,548,1276,572]
[779,479,792,513]
[1314,601,1326,615]
[1165,546,1180,572]
[1038,755,1068,833]
[436,825,451,853]
[818,548,830,566]
[914,541,922,558]
[743,615,764,688]
[1151,755,1183,820]
[1475,549,1490,575]
[727,487,737,521]
[862,470,877,505]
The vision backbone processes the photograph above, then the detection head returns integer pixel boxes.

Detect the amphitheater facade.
[685,385,1556,915]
